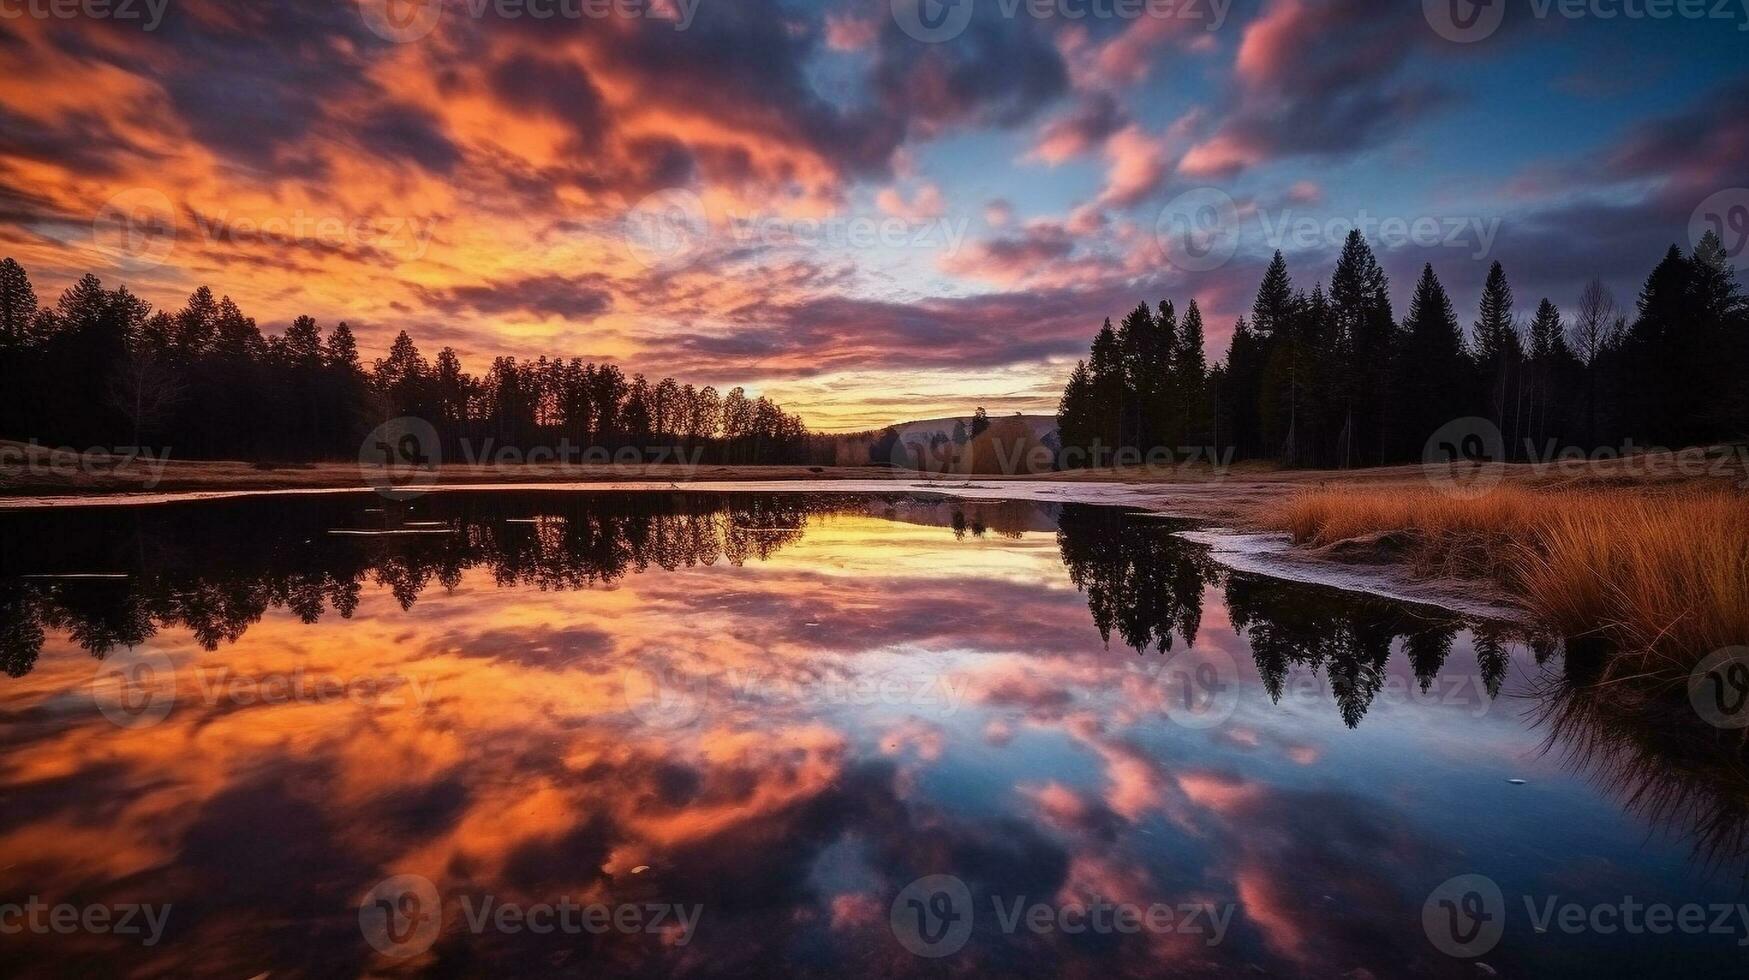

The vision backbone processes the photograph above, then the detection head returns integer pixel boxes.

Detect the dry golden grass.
[1266,487,1749,664]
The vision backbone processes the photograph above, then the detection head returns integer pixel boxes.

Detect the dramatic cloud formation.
[0,0,1741,429]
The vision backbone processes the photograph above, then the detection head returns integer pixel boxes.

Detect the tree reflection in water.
[3,492,1743,871]
[1532,645,1749,874]
[0,492,822,672]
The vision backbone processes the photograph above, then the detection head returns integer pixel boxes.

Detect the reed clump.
[1265,487,1749,664]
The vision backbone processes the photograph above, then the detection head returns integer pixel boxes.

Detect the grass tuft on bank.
[1265,487,1749,664]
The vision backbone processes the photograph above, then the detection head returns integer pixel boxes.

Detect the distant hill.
[825,413,1059,468]
[887,414,1058,444]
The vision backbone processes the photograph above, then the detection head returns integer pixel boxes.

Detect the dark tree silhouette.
[1055,239,1746,469]
[0,261,819,465]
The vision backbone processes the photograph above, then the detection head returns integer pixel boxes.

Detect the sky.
[0,0,1745,431]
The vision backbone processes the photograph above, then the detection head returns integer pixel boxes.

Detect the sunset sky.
[1,0,1744,431]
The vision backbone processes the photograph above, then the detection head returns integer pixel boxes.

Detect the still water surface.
[0,491,1743,977]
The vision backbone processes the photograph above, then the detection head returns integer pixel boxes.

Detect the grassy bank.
[1265,487,1749,665]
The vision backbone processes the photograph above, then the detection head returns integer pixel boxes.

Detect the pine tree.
[1472,261,1523,451]
[1114,303,1154,449]
[0,257,36,348]
[1176,300,1209,446]
[1251,251,1296,338]
[283,315,323,368]
[326,321,361,372]
[1394,264,1471,457]
[1329,230,1394,465]
[1254,254,1304,459]
[1057,360,1096,465]
[1087,318,1124,454]
[1222,317,1266,459]
[1528,299,1562,359]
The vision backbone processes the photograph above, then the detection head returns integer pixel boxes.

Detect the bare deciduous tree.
[1569,279,1617,446]
[109,347,183,446]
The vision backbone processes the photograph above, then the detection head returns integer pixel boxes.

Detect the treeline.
[1058,230,1749,467]
[0,259,824,464]
[0,491,820,674]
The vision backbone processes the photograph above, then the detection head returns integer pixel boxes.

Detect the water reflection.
[0,493,1743,976]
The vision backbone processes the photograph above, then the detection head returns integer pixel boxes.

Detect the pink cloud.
[875,183,946,222]
[1097,125,1169,208]
[1285,180,1322,205]
[824,13,878,51]
[1179,132,1262,178]
[1234,0,1310,88]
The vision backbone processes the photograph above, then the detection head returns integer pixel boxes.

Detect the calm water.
[0,492,1743,977]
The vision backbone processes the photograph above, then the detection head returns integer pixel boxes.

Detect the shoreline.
[5,448,1741,627]
[0,474,1534,622]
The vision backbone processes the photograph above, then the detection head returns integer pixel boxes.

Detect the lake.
[0,491,1743,976]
